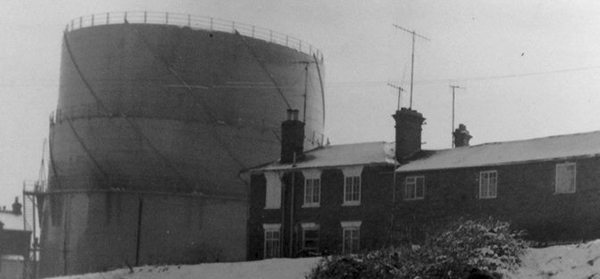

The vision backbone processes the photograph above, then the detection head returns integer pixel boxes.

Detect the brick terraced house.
[395,129,600,245]
[246,108,423,259]
[247,107,600,259]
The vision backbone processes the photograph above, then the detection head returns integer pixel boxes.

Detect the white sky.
[2,0,600,206]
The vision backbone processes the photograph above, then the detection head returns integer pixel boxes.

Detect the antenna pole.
[392,24,430,110]
[410,32,415,108]
[388,83,405,110]
[450,85,463,147]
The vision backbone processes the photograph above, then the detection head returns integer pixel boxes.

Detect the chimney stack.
[453,124,472,147]
[393,108,425,160]
[12,196,22,215]
[281,109,305,164]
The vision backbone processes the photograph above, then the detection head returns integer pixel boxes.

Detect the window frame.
[404,176,425,200]
[301,223,320,252]
[343,175,361,205]
[555,162,576,194]
[341,221,361,254]
[263,224,281,259]
[479,170,498,199]
[302,170,322,207]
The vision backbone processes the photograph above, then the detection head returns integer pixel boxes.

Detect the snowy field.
[49,240,600,279]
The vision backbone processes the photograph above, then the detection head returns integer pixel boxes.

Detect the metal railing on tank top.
[64,11,323,61]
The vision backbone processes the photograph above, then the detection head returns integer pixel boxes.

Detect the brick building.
[248,107,600,259]
[246,109,425,260]
[0,197,32,279]
[395,129,600,245]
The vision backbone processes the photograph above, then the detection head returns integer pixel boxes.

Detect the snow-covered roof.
[254,141,396,172]
[0,211,26,231]
[397,130,600,172]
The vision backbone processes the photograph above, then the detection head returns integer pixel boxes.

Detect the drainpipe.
[288,152,296,257]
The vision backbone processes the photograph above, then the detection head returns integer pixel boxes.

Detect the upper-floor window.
[479,170,497,199]
[342,166,363,206]
[405,176,425,200]
[341,221,361,254]
[556,162,576,194]
[303,170,322,207]
[264,171,282,209]
[263,224,281,259]
[301,223,320,253]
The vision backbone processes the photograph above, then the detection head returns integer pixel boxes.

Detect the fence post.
[188,14,191,27]
[270,30,273,42]
[79,16,82,29]
[210,18,213,30]
[232,21,236,32]
[286,36,288,47]
[144,11,147,24]
[166,12,169,24]
[91,14,94,26]
[124,12,128,23]
[107,12,110,24]
[252,26,255,37]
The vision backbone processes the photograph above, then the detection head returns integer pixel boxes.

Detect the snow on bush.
[307,218,528,279]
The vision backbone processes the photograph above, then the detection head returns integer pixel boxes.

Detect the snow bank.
[509,240,600,279]
[47,257,322,279]
[46,241,600,279]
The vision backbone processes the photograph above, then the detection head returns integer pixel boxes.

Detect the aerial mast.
[387,83,405,110]
[392,24,430,109]
[450,85,465,147]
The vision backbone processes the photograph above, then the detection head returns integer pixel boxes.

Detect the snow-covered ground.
[48,240,600,279]
[509,240,600,279]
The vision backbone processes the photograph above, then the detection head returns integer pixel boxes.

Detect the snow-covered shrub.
[412,218,529,278]
[306,218,528,279]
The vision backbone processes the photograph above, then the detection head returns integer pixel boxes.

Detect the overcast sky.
[2,1,600,207]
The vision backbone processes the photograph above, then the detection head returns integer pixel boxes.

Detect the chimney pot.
[453,124,472,147]
[12,196,22,215]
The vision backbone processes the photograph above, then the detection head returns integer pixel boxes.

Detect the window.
[302,170,322,207]
[264,172,282,209]
[556,162,576,194]
[341,221,361,254]
[405,176,425,200]
[263,224,281,259]
[479,170,497,199]
[342,166,363,205]
[301,223,320,252]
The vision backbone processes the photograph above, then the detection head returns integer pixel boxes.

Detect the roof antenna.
[388,83,405,110]
[450,84,466,147]
[392,24,430,109]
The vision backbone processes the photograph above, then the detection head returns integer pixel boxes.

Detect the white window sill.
[342,202,361,206]
[302,203,320,208]
[264,206,281,210]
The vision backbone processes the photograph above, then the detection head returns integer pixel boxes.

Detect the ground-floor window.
[301,223,320,253]
[263,224,281,258]
[341,221,361,254]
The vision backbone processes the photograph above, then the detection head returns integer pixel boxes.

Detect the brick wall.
[394,156,600,244]
[248,165,395,260]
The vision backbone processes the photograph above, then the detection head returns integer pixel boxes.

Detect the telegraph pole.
[450,85,464,147]
[387,83,405,110]
[392,24,430,109]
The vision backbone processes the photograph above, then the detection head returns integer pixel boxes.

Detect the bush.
[306,218,528,279]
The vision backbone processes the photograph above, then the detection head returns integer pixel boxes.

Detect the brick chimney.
[281,109,305,164]
[453,124,472,147]
[12,196,22,215]
[393,108,425,160]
